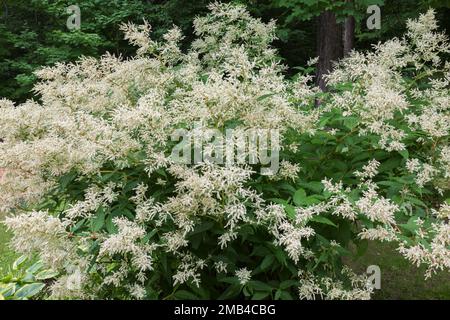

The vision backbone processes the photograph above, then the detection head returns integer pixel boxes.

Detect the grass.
[346,241,450,300]
[0,220,17,274]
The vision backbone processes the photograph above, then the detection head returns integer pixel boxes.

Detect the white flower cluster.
[235,268,252,286]
[327,10,450,154]
[298,268,373,300]
[4,211,90,298]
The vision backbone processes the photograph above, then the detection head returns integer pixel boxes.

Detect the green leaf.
[0,283,16,297]
[399,215,421,234]
[257,93,276,101]
[278,291,294,300]
[343,116,359,130]
[59,172,77,190]
[399,149,409,159]
[379,157,402,173]
[14,283,45,299]
[293,189,307,206]
[259,255,275,271]
[218,284,241,300]
[22,272,36,282]
[35,270,59,280]
[309,216,337,228]
[275,289,282,300]
[105,215,118,234]
[273,247,287,266]
[279,280,298,290]
[284,204,296,219]
[250,245,271,257]
[12,255,27,271]
[249,280,273,292]
[251,291,270,300]
[188,221,214,236]
[218,277,239,285]
[377,181,403,188]
[173,290,199,300]
[297,181,324,194]
[91,207,105,232]
[71,218,86,233]
[25,261,43,274]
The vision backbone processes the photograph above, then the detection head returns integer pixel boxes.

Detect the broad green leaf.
[91,207,105,232]
[399,149,409,159]
[298,181,324,194]
[344,117,359,130]
[218,284,241,300]
[278,290,294,300]
[12,255,27,271]
[22,272,36,282]
[25,261,43,274]
[188,221,214,236]
[273,247,288,266]
[274,289,282,300]
[173,290,199,300]
[249,280,273,292]
[0,283,16,297]
[284,204,296,219]
[105,215,118,234]
[14,283,45,299]
[279,280,298,290]
[310,216,337,228]
[252,291,270,300]
[35,270,59,280]
[293,189,307,206]
[218,276,239,285]
[259,255,275,271]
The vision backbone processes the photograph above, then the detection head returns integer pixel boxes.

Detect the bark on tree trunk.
[316,11,343,92]
[343,15,355,56]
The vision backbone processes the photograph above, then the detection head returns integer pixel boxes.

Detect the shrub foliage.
[0,3,449,299]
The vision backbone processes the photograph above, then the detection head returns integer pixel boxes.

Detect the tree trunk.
[343,15,355,56]
[316,11,343,91]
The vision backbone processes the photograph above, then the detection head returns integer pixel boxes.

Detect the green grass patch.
[346,241,450,300]
[0,221,16,275]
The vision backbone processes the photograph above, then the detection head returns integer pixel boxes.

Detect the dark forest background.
[1,0,450,101]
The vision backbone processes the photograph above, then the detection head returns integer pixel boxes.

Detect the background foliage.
[1,0,450,101]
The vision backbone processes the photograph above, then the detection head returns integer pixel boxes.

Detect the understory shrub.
[0,3,449,300]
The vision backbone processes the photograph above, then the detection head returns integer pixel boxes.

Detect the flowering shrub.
[0,3,449,300]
